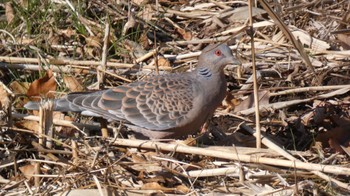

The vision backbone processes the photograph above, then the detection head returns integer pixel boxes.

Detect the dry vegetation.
[0,0,350,195]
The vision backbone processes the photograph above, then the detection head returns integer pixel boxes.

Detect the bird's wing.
[66,74,199,131]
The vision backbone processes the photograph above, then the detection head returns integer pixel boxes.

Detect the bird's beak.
[225,56,240,66]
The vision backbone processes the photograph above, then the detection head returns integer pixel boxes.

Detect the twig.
[99,21,110,138]
[248,0,261,148]
[96,67,132,83]
[270,85,350,97]
[111,139,350,175]
[0,56,173,71]
[240,124,295,160]
[240,123,350,190]
[257,0,320,84]
[184,166,241,178]
[135,48,158,64]
[166,36,232,45]
[238,87,350,115]
[12,113,106,133]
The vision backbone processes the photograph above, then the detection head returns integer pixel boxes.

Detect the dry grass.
[0,0,350,195]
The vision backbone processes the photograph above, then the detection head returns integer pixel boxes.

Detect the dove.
[25,43,238,139]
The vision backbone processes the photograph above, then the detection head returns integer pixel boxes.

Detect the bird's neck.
[195,67,226,95]
[195,67,223,79]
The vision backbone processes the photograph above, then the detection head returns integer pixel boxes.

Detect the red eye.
[215,50,222,56]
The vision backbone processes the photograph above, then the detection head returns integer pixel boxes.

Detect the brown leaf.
[316,126,350,154]
[59,28,76,38]
[234,90,270,112]
[222,92,241,112]
[142,182,164,190]
[176,27,192,41]
[5,2,15,24]
[129,152,163,172]
[0,82,10,110]
[16,37,35,45]
[131,153,147,163]
[122,13,137,36]
[257,0,316,75]
[19,164,35,180]
[27,70,57,99]
[328,137,344,153]
[20,0,29,8]
[10,81,30,94]
[16,120,39,132]
[139,32,150,49]
[132,0,147,5]
[157,57,171,68]
[336,10,350,50]
[337,34,350,50]
[137,4,154,22]
[54,115,78,137]
[85,36,102,48]
[228,6,266,22]
[48,34,61,46]
[176,184,190,193]
[63,76,83,92]
[124,39,147,59]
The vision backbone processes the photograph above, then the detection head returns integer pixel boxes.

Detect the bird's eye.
[215,50,222,56]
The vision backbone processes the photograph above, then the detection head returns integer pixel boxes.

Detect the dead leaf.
[336,9,350,50]
[142,182,164,190]
[139,32,150,49]
[27,70,57,99]
[20,0,29,8]
[5,2,15,24]
[19,164,35,180]
[131,153,147,163]
[63,76,83,92]
[10,81,30,94]
[222,92,241,112]
[257,0,316,75]
[228,6,266,22]
[48,34,61,47]
[137,4,154,22]
[176,184,190,193]
[16,37,35,45]
[337,33,350,50]
[84,46,99,59]
[176,27,192,41]
[157,57,171,68]
[316,124,350,154]
[292,30,330,53]
[54,115,78,137]
[132,0,147,5]
[234,90,270,113]
[129,153,163,172]
[0,82,10,110]
[16,120,39,132]
[59,28,76,38]
[122,11,137,36]
[85,36,102,48]
[124,39,147,59]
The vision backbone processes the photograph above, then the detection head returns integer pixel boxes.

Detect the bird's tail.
[24,98,84,112]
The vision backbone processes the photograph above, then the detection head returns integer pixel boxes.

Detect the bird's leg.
[200,121,209,134]
[99,118,109,138]
[199,119,227,142]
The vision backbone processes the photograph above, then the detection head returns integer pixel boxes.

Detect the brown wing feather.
[62,74,197,131]
[100,74,196,130]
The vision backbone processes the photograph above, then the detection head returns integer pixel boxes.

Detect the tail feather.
[24,101,41,110]
[24,98,84,112]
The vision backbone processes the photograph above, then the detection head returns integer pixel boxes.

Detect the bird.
[25,43,238,139]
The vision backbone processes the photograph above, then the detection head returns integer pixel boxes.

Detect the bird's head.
[197,43,239,74]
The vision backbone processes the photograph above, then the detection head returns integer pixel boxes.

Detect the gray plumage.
[25,43,238,139]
